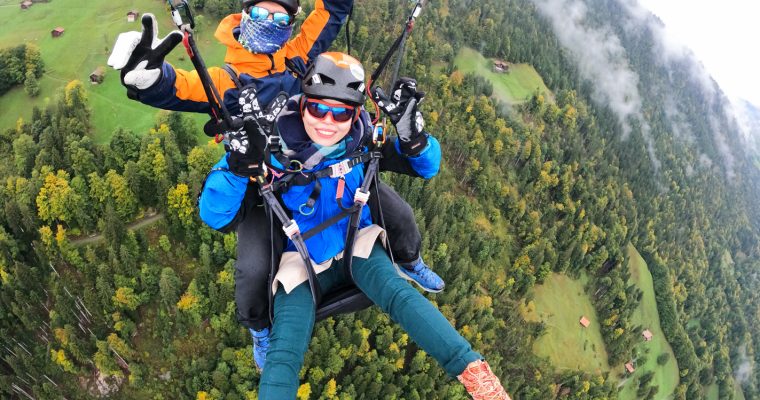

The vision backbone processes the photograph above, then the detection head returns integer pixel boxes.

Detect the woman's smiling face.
[301,98,355,147]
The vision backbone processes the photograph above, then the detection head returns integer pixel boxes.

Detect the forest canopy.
[1,0,759,399]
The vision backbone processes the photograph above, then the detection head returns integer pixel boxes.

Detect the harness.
[222,66,388,311]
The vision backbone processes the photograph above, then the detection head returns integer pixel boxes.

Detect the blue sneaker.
[398,259,445,293]
[249,327,270,371]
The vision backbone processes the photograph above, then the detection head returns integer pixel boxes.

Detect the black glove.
[107,14,182,99]
[227,86,289,177]
[372,78,428,156]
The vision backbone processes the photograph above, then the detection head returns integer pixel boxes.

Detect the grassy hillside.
[616,244,680,399]
[454,46,550,105]
[736,382,747,400]
[518,246,682,398]
[705,382,746,400]
[0,0,225,142]
[520,273,611,373]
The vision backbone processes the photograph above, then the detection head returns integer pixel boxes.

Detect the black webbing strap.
[268,151,380,192]
[223,64,243,90]
[303,179,322,211]
[301,209,354,240]
[259,184,323,306]
[266,137,293,173]
[341,157,381,280]
[346,5,354,55]
[260,148,382,307]
[368,1,423,86]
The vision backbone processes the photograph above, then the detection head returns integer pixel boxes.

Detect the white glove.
[107,13,182,90]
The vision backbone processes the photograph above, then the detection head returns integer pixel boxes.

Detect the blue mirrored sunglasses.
[249,5,293,27]
[303,99,357,122]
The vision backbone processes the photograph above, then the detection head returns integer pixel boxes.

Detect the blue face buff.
[238,10,293,54]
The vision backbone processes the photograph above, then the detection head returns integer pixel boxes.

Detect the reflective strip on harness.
[336,177,346,200]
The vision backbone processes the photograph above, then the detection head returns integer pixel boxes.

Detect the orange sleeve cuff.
[285,0,330,62]
[174,66,237,103]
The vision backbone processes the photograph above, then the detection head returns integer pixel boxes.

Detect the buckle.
[354,188,370,206]
[282,220,301,239]
[330,159,352,178]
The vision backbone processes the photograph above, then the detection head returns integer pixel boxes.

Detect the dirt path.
[71,213,164,247]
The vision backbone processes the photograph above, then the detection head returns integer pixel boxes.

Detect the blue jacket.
[198,106,441,264]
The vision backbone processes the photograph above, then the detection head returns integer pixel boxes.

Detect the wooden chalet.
[127,10,140,22]
[493,59,510,73]
[624,362,635,374]
[89,67,105,84]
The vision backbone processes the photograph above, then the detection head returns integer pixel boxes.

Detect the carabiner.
[288,159,303,172]
[299,203,315,216]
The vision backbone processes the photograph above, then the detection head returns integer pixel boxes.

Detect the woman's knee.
[353,251,420,310]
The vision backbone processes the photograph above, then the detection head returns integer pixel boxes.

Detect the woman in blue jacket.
[199,52,511,399]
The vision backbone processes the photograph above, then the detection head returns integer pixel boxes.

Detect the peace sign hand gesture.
[108,14,182,95]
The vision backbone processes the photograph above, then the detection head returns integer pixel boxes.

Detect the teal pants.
[258,244,481,399]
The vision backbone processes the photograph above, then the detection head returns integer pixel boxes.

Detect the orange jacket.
[136,0,353,114]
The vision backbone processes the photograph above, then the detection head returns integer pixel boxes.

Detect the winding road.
[70,212,164,247]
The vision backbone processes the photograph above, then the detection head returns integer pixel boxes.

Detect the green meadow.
[520,273,611,374]
[454,46,550,105]
[736,382,747,400]
[0,0,226,142]
[705,382,746,400]
[616,244,680,400]
[519,245,683,399]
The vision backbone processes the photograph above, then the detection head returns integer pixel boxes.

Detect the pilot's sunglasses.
[303,99,357,123]
[249,5,293,27]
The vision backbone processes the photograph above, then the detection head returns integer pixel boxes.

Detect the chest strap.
[270,151,381,192]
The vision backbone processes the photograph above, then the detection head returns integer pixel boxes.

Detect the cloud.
[663,95,695,143]
[618,0,718,96]
[620,0,747,177]
[699,153,714,170]
[530,0,660,172]
[709,116,736,179]
[729,99,760,155]
[735,345,754,385]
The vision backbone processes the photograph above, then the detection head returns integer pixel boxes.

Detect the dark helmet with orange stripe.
[243,0,300,16]
[302,52,366,106]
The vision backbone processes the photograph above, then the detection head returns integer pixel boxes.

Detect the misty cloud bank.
[620,0,743,178]
[532,0,747,179]
[735,345,754,385]
[530,0,661,172]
